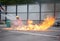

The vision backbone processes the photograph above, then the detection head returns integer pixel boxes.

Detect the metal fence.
[1,3,60,24]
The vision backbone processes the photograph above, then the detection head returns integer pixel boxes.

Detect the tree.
[0,0,35,5]
[0,0,60,5]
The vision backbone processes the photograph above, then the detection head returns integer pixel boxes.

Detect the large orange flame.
[3,16,55,31]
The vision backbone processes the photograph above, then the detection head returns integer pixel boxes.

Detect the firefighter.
[13,16,22,27]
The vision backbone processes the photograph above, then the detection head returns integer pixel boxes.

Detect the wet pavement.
[0,26,60,41]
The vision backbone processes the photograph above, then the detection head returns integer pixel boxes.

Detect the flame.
[3,16,55,31]
[38,16,55,31]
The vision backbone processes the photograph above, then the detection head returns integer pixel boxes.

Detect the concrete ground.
[0,25,60,41]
